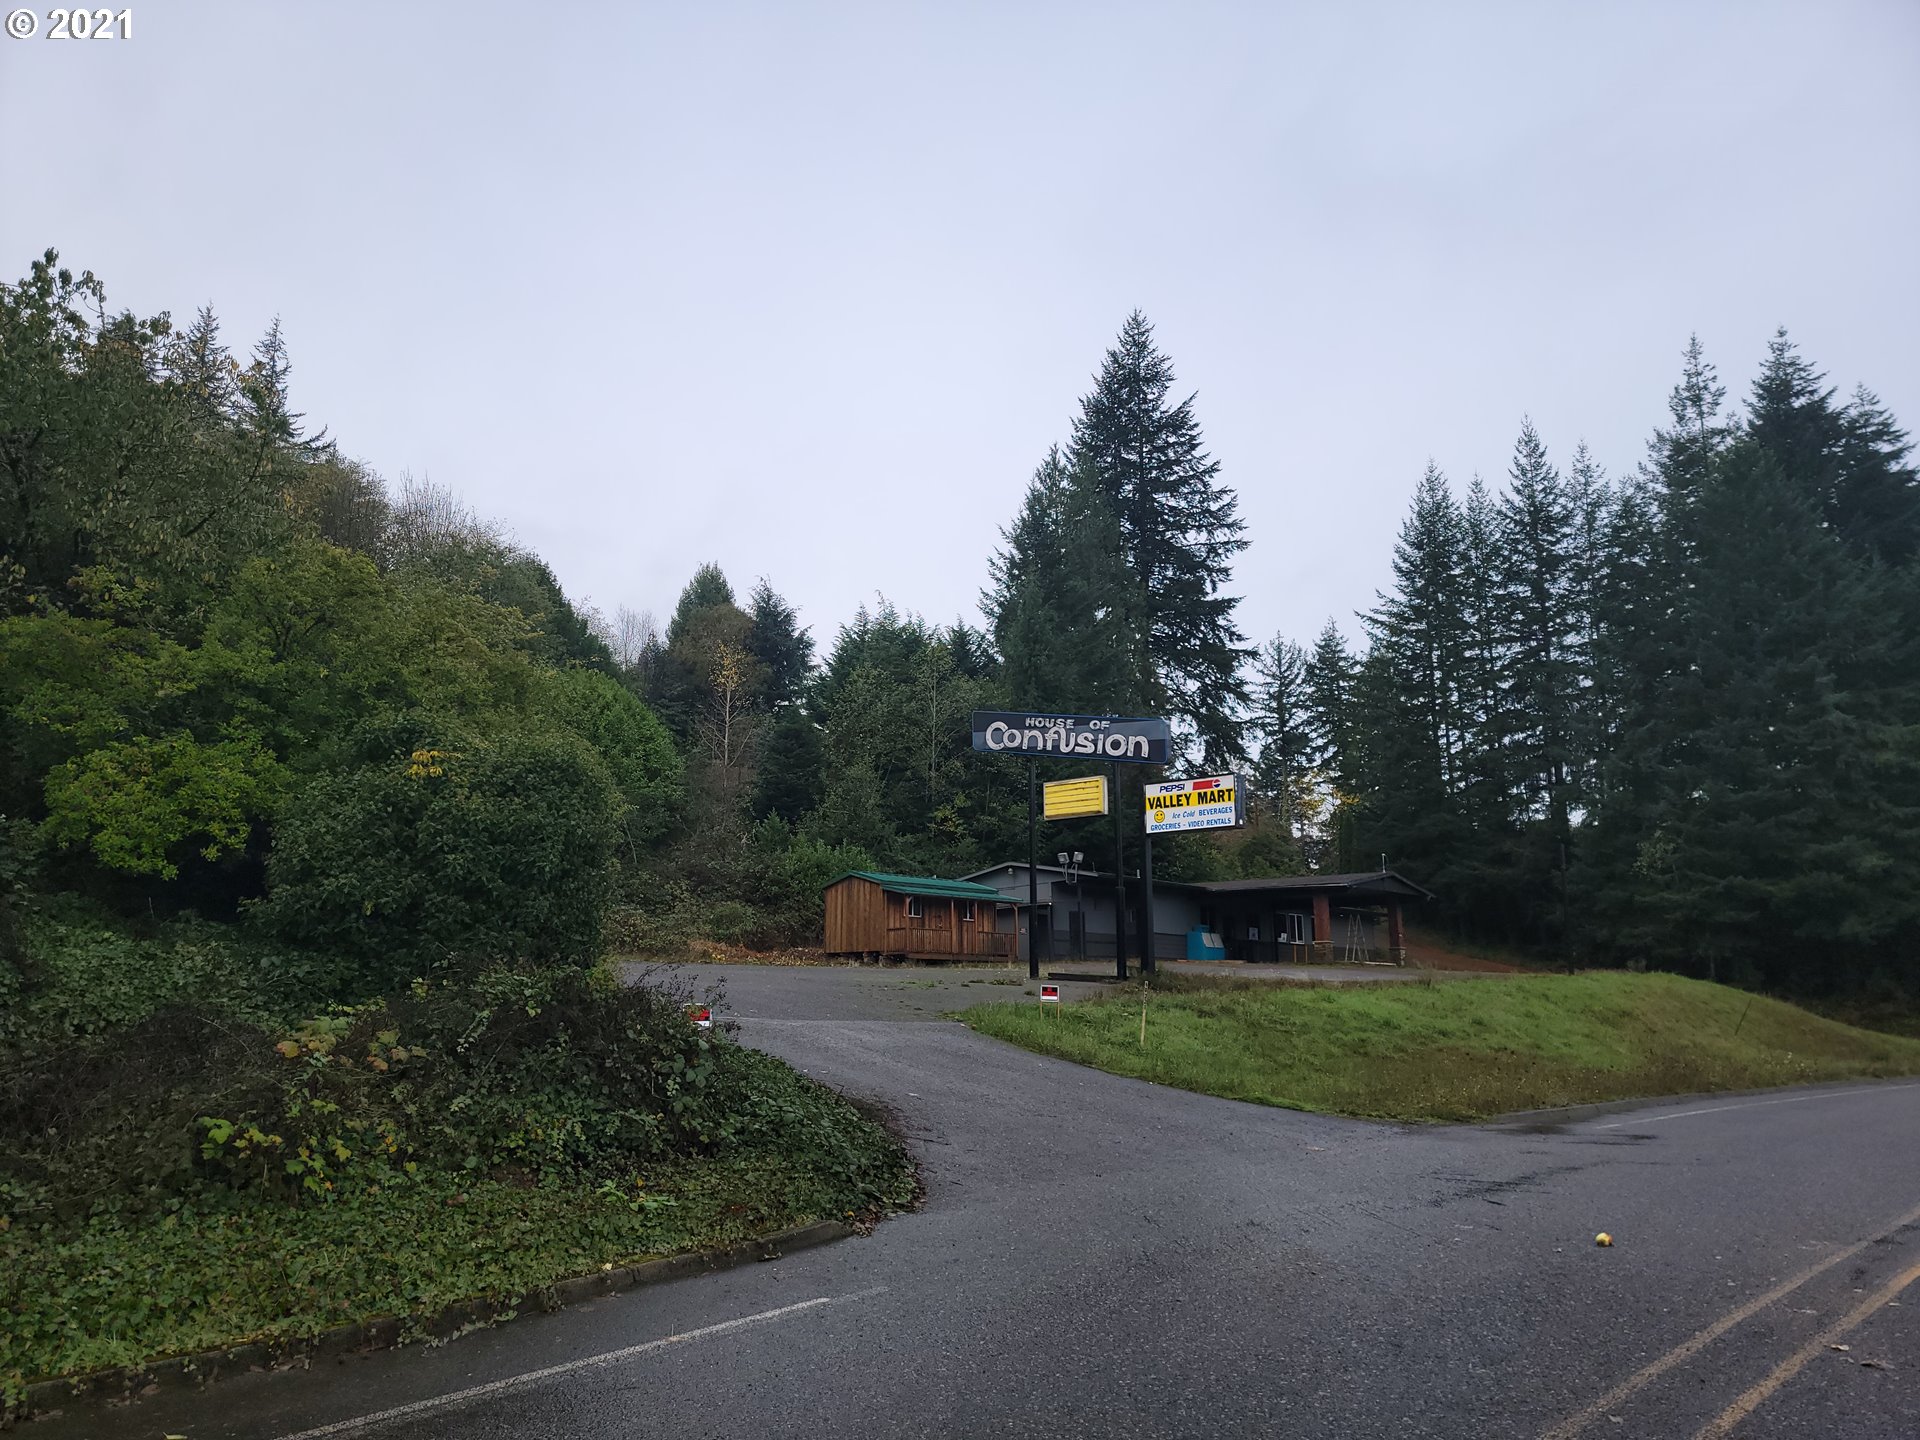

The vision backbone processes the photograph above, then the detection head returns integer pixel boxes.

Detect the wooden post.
[1388,900,1407,965]
[1312,892,1333,961]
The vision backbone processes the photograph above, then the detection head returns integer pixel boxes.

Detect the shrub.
[538,667,683,846]
[728,820,873,947]
[254,726,622,992]
[0,957,912,1228]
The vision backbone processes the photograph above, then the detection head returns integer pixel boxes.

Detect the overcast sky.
[4,2,1916,656]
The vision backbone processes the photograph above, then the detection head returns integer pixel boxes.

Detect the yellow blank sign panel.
[1044,774,1110,819]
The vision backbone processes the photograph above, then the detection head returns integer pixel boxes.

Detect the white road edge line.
[275,1285,888,1440]
[1596,1082,1920,1128]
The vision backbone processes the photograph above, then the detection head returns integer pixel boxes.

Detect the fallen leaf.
[1828,1344,1851,1353]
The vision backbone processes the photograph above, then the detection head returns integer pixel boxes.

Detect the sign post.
[1109,762,1129,981]
[971,711,1170,985]
[1141,776,1245,975]
[1142,823,1157,978]
[1026,761,1039,978]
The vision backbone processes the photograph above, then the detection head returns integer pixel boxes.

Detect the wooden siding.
[823,878,1015,959]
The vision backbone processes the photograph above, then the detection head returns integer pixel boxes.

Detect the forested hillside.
[3,252,1915,998]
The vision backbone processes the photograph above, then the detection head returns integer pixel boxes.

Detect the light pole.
[1057,850,1086,963]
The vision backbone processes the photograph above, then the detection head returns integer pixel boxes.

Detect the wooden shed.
[823,871,1019,962]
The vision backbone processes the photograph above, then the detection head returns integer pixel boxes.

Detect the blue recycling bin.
[1185,927,1226,961]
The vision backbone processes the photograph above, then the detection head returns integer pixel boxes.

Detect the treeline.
[1293,338,1920,991]
[4,250,1915,995]
[0,252,910,1254]
[0,252,684,996]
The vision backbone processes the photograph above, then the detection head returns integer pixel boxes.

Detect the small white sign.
[1039,984,1061,1003]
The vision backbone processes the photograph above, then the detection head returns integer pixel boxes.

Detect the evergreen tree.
[1493,419,1583,836]
[238,316,329,459]
[1455,474,1510,823]
[1249,635,1315,838]
[1068,312,1250,762]
[744,578,814,711]
[1610,440,1908,984]
[983,447,1131,712]
[1564,442,1616,807]
[1303,619,1356,782]
[751,705,825,825]
[1365,463,1469,796]
[668,563,737,639]
[163,305,237,427]
[1347,464,1478,900]
[1645,334,1734,515]
[648,564,754,738]
[1587,336,1920,988]
[1747,330,1920,566]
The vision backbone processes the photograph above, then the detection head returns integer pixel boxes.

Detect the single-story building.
[960,863,1433,965]
[822,871,1020,962]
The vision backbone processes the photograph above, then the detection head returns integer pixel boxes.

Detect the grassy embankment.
[1,1149,897,1392]
[1,906,915,1400]
[964,971,1920,1122]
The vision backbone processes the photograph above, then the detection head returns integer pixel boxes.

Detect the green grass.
[1,1146,912,1391]
[963,971,1920,1123]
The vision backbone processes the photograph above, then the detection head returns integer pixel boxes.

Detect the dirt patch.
[1402,929,1524,974]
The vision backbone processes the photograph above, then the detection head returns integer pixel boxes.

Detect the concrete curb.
[1482,1075,1918,1129]
[12,1217,854,1424]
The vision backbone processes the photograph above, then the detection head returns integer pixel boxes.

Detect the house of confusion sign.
[969,711,1171,764]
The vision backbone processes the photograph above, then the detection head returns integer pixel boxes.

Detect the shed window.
[905,896,923,919]
[960,901,976,922]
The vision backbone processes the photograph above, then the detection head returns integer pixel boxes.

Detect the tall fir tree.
[1365,462,1469,795]
[744,577,814,711]
[1454,475,1513,838]
[1586,336,1920,987]
[1068,311,1250,762]
[751,705,824,825]
[1248,635,1316,839]
[1493,419,1584,836]
[1303,618,1356,782]
[1747,330,1920,566]
[1349,464,1476,899]
[983,446,1131,712]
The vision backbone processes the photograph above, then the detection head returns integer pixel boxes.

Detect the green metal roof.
[831,871,1009,902]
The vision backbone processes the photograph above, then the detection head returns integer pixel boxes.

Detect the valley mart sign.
[1145,775,1244,834]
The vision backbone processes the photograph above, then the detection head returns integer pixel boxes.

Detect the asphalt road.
[39,965,1920,1440]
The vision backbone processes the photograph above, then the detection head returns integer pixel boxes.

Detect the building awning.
[1192,871,1434,902]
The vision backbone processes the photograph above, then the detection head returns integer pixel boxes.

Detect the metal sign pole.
[1142,827,1157,978]
[1026,759,1040,979]
[1110,761,1128,981]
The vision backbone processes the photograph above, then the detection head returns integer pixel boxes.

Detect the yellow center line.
[1692,1257,1920,1439]
[1538,1198,1920,1440]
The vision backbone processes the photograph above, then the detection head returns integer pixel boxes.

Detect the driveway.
[44,964,1920,1440]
